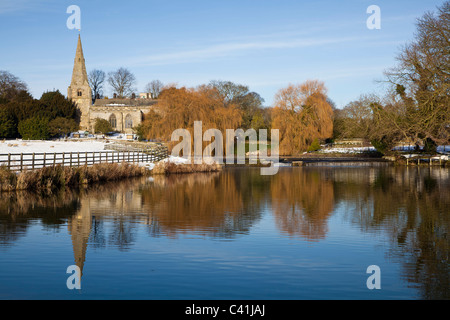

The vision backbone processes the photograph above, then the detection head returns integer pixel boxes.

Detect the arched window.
[77,90,82,97]
[109,114,117,129]
[125,114,133,129]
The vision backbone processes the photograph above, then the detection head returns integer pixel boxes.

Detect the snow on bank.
[319,147,376,154]
[320,145,450,155]
[393,145,450,153]
[138,156,192,171]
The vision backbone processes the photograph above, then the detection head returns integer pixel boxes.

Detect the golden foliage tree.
[272,80,333,155]
[138,86,242,151]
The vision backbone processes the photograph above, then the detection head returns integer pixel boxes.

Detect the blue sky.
[0,0,445,108]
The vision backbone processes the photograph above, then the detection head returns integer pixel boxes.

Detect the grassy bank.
[0,161,223,192]
[151,161,222,175]
[0,163,148,192]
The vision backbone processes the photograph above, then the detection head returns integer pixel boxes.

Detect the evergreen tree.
[18,117,50,140]
[0,107,18,139]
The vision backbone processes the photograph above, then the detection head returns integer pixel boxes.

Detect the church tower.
[68,34,92,131]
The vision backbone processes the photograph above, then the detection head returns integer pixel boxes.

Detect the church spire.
[68,34,92,131]
[70,34,89,88]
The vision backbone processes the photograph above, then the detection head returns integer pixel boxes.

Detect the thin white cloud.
[0,0,49,14]
[108,36,367,68]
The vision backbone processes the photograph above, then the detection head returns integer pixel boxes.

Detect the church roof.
[93,98,158,107]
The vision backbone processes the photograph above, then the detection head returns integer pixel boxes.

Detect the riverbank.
[0,159,223,192]
[0,163,148,192]
[151,161,222,175]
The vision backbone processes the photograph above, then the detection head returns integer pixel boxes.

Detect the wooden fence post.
[32,153,35,170]
[20,153,23,171]
[7,153,11,170]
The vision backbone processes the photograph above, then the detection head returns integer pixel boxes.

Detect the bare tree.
[0,70,28,100]
[209,80,249,106]
[144,80,164,99]
[333,94,379,140]
[88,69,106,103]
[381,1,450,150]
[107,68,136,99]
[208,80,264,129]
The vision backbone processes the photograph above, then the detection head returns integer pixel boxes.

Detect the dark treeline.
[0,70,78,140]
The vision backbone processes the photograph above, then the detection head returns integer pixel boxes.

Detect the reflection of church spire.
[67,198,92,278]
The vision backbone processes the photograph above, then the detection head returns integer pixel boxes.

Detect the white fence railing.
[0,150,168,172]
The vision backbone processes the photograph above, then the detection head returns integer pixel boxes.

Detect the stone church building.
[68,35,156,133]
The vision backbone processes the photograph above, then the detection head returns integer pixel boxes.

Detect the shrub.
[18,117,50,140]
[94,118,113,134]
[48,117,79,138]
[307,139,321,152]
[371,139,391,154]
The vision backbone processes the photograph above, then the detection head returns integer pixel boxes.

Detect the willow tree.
[271,80,333,155]
[138,86,242,151]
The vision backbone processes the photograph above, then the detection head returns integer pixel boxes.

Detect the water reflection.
[0,189,80,247]
[271,169,334,241]
[143,171,269,238]
[329,167,449,299]
[0,166,448,299]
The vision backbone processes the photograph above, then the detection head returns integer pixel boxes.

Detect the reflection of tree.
[270,168,335,241]
[334,167,449,300]
[141,171,263,238]
[107,219,138,251]
[383,169,449,300]
[0,189,79,247]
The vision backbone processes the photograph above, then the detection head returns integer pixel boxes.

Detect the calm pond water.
[0,166,448,300]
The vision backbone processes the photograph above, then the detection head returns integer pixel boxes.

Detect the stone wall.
[89,106,154,134]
